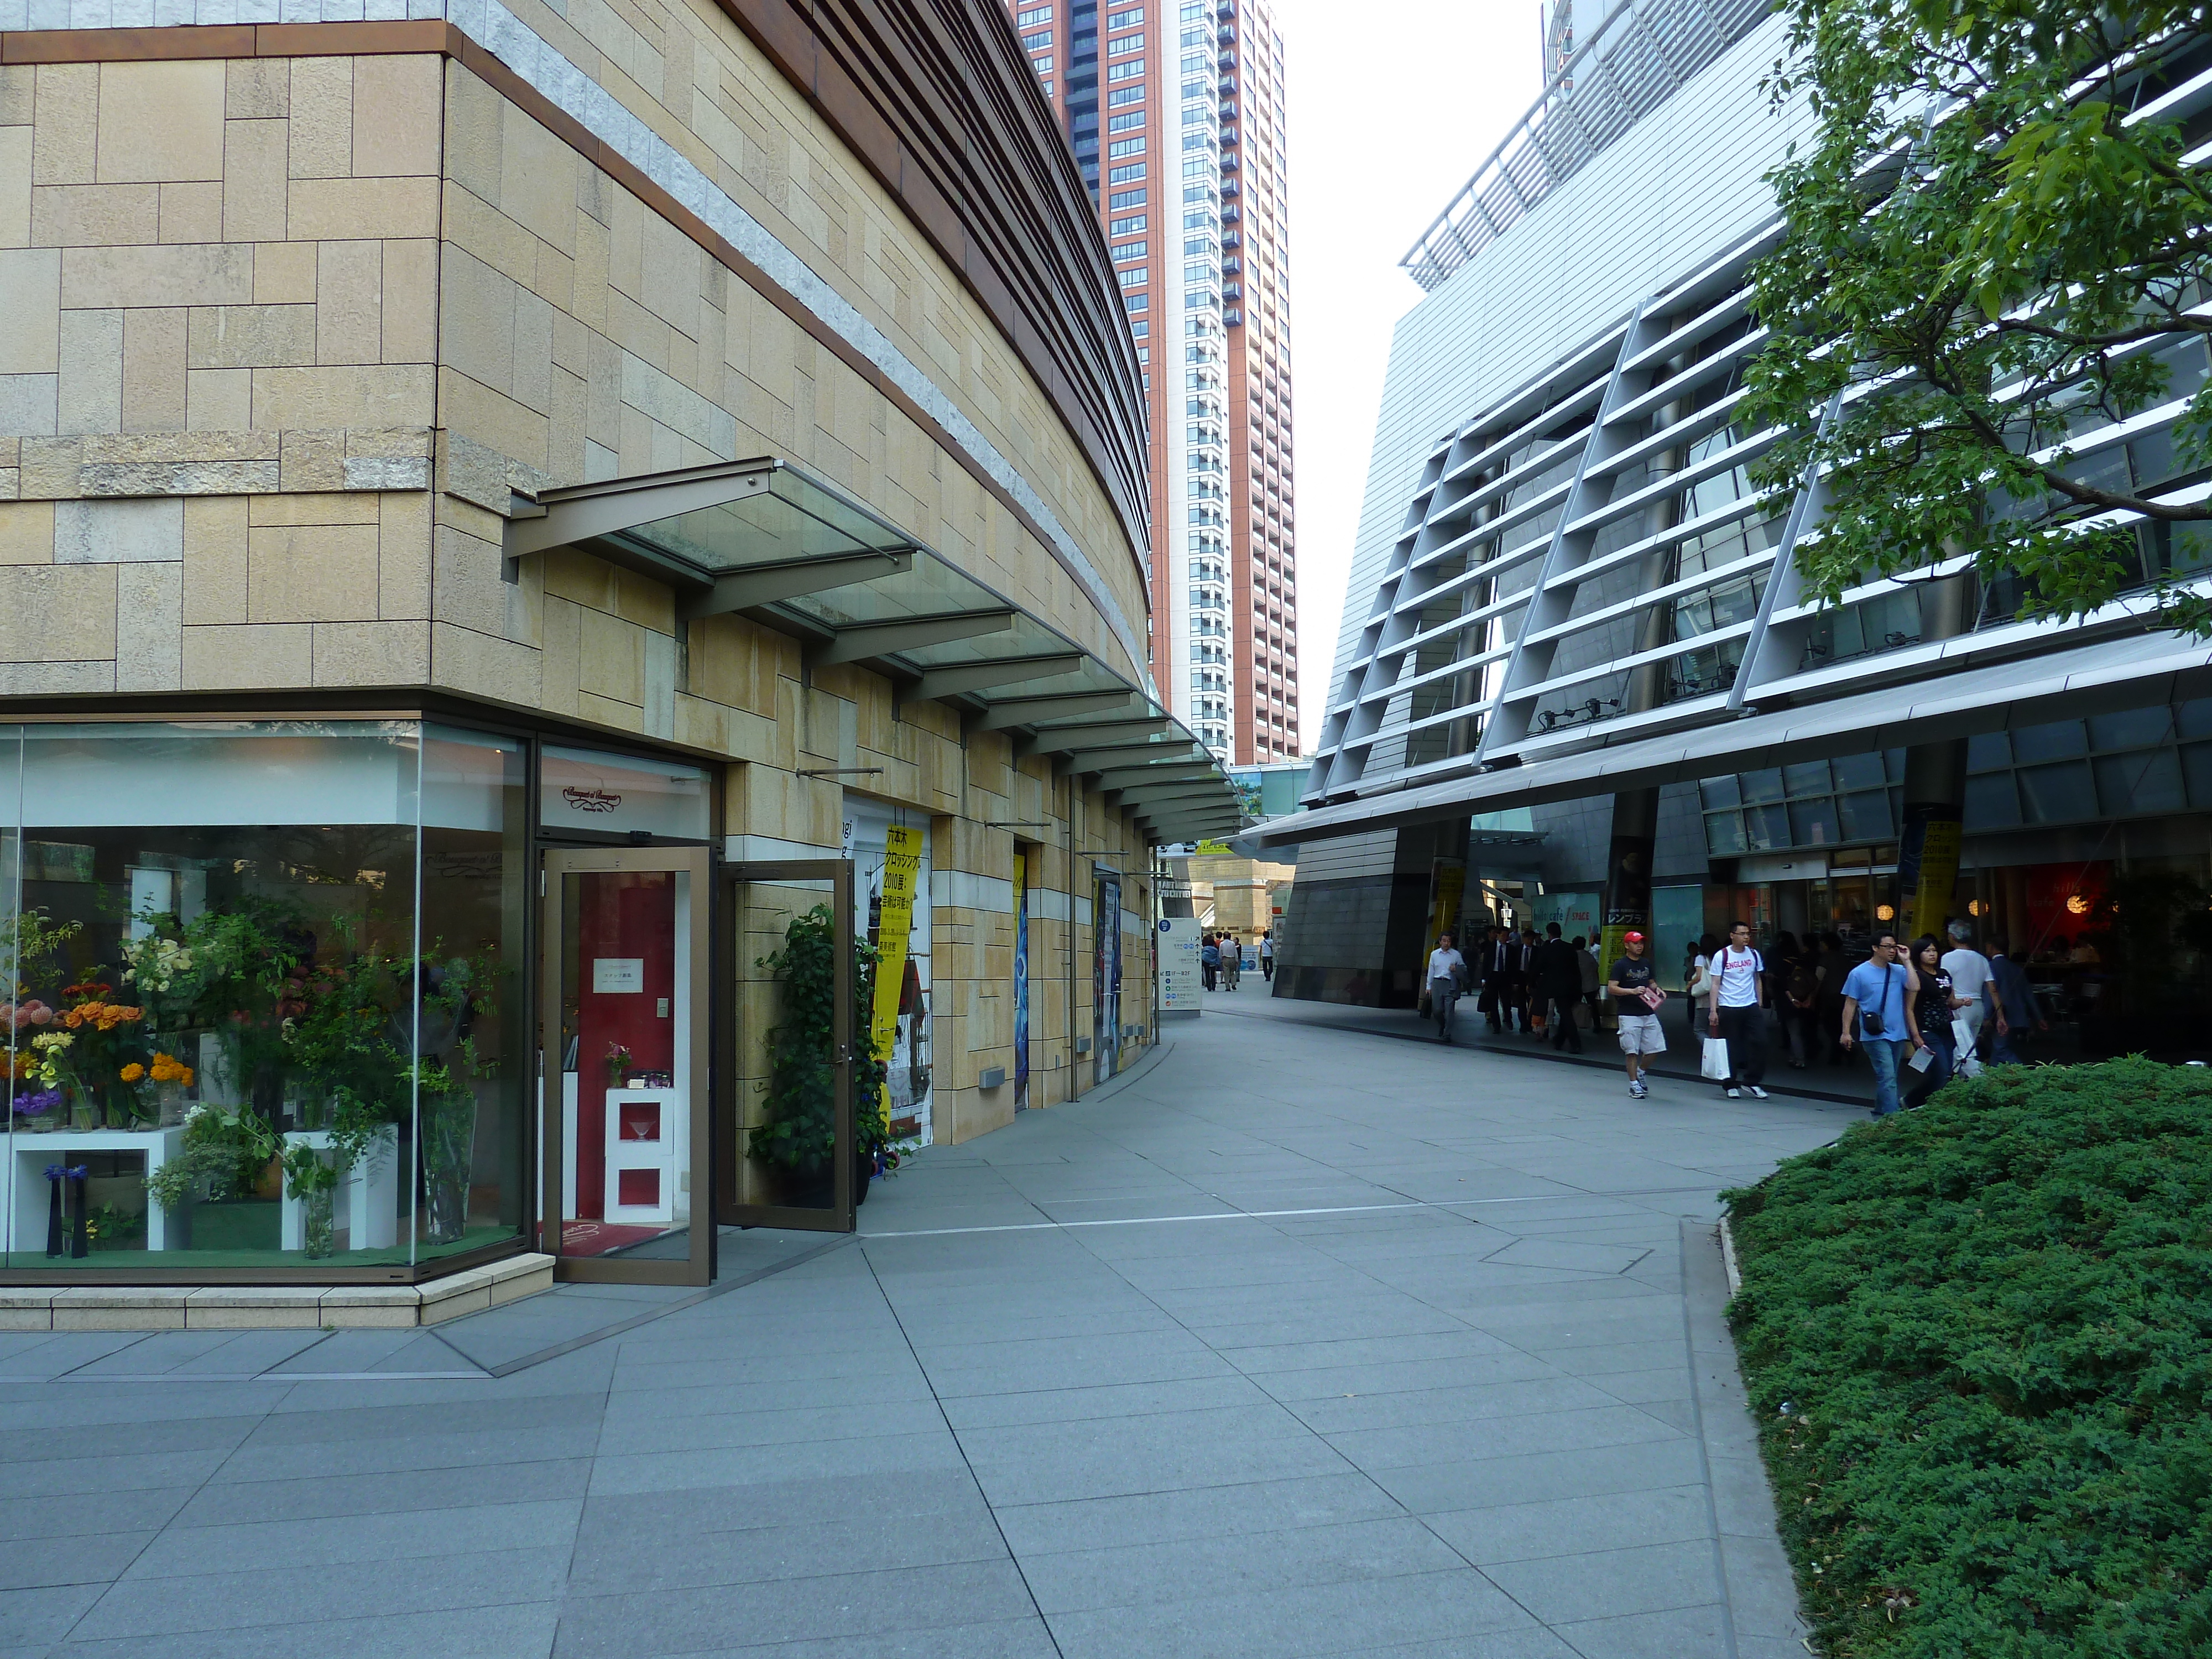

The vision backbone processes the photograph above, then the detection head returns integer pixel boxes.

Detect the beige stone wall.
[0,41,1161,1143]
[0,54,443,693]
[491,0,1149,656]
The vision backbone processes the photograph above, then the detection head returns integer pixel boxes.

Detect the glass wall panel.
[541,745,711,841]
[2095,750,2186,817]
[2,721,525,1272]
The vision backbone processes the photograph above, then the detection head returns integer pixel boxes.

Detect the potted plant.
[749,906,895,1204]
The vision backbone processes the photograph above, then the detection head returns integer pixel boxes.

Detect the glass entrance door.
[541,847,710,1285]
[718,861,856,1233]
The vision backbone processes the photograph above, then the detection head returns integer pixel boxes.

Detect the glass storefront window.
[2095,750,2185,817]
[0,722,525,1272]
[2019,759,2094,824]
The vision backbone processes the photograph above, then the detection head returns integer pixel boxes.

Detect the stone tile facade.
[0,20,1169,1140]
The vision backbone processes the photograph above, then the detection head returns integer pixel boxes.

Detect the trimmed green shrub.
[1723,1058,2212,1657]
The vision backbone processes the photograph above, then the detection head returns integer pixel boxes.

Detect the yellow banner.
[870,824,924,1130]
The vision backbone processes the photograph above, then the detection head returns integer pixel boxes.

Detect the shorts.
[1617,1013,1667,1056]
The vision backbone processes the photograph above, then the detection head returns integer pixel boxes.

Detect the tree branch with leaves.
[1741,0,2212,634]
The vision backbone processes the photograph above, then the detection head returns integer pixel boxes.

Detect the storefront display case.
[0,719,529,1280]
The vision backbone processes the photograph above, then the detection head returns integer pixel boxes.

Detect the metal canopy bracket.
[678,550,914,621]
[810,608,1018,667]
[1015,715,1175,753]
[978,691,1143,732]
[911,652,1086,700]
[1062,742,1204,774]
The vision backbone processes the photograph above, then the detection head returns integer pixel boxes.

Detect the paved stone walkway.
[0,1003,1854,1658]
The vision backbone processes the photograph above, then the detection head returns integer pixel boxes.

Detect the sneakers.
[1747,1085,1770,1099]
[1725,1086,1741,1099]
[1629,1078,1648,1099]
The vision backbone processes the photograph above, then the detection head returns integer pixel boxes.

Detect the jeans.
[1991,1015,2032,1065]
[1261,957,1273,980]
[1904,1028,1955,1108]
[1864,1037,1911,1115]
[1717,1004,1766,1086]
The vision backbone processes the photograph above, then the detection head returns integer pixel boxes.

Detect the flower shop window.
[0,721,527,1274]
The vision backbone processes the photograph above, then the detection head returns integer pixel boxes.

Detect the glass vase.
[419,1084,478,1246]
[301,1185,335,1259]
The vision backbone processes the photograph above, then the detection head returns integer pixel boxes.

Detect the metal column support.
[1729,386,1844,712]
[1475,299,1665,763]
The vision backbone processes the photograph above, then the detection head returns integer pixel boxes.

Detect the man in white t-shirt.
[1940,922,1992,1074]
[1707,921,1770,1099]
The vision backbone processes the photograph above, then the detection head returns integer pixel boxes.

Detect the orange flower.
[119,1063,145,1083]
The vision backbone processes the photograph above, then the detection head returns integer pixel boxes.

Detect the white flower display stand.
[604,1088,684,1226]
[8,1127,186,1253]
[278,1125,400,1253]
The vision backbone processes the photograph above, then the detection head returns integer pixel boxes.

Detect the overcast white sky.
[1273,0,1543,753]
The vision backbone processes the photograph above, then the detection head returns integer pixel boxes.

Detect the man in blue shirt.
[1839,931,1913,1117]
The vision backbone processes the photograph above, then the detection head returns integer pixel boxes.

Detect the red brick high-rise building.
[1006,0,1299,765]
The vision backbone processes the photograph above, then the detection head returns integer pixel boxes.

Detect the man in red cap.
[1606,930,1667,1099]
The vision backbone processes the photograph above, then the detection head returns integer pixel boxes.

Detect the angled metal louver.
[1403,0,1776,290]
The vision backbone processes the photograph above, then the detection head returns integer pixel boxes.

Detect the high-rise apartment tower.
[1008,0,1300,764]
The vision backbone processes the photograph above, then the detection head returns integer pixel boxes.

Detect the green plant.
[1723,1057,2212,1656]
[748,906,894,1177]
[1741,0,2212,633]
[147,1101,280,1213]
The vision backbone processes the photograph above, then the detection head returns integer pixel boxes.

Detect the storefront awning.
[509,458,1244,843]
[1243,632,2212,851]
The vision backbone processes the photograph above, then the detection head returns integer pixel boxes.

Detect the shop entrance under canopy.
[509,458,1244,843]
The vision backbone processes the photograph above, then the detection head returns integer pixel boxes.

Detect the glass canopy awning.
[509,458,1242,842]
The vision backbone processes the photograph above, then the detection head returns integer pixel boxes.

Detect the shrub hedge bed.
[1723,1058,2212,1657]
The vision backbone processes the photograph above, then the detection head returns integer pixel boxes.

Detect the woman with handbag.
[1902,934,1963,1108]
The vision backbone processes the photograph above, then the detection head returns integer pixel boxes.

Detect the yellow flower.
[119,1063,145,1083]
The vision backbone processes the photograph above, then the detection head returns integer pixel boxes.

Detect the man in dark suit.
[1480,925,1524,1033]
[1986,942,2046,1064]
[1537,922,1585,1052]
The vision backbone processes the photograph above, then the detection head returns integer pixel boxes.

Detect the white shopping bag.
[1952,1015,1983,1077]
[1700,1035,1731,1081]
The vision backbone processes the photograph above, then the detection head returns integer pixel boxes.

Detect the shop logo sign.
[563,786,622,813]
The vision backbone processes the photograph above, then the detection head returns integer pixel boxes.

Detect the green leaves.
[1725,1058,2212,1655]
[1743,0,2212,633]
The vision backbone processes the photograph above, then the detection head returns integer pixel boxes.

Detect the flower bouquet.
[44,983,149,1129]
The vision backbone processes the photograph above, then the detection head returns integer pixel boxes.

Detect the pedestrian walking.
[1220,936,1240,990]
[1902,933,1963,1108]
[1780,936,1825,1068]
[1986,941,2044,1063]
[1607,931,1667,1098]
[1840,931,1913,1115]
[1939,923,1991,1075]
[1687,933,1718,1046]
[1708,922,1769,1098]
[1816,932,1850,1065]
[1479,926,1521,1032]
[1540,924,1584,1053]
[1259,930,1275,982]
[1517,928,1543,1036]
[1575,935,1603,1032]
[1200,934,1219,991]
[1427,932,1467,1042]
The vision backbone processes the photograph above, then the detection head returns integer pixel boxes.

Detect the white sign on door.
[592,958,645,993]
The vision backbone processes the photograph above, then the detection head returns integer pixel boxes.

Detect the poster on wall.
[1093,872,1122,1084]
[1013,852,1030,1110]
[1526,889,1600,941]
[846,805,932,1146]
[1157,916,1202,1015]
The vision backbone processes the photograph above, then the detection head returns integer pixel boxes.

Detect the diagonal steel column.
[1474,298,1665,762]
